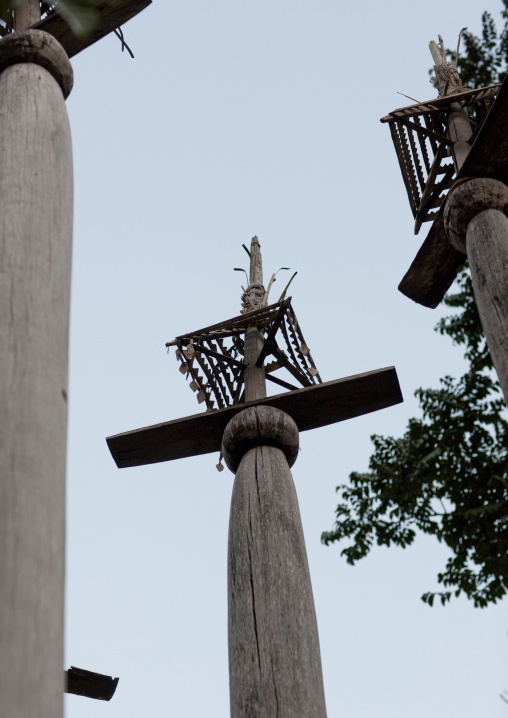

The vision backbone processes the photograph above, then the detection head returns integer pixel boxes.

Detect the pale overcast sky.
[64,1,507,716]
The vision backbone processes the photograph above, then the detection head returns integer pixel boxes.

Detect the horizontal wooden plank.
[33,0,151,58]
[398,74,508,308]
[398,211,465,308]
[106,367,403,468]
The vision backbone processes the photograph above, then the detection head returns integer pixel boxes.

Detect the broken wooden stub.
[0,29,73,718]
[223,405,327,718]
[444,177,508,404]
[65,667,119,701]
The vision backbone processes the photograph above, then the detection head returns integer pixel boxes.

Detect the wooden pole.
[13,0,41,31]
[0,28,73,718]
[429,36,508,404]
[445,178,508,404]
[429,36,472,172]
[223,238,327,717]
[243,236,267,403]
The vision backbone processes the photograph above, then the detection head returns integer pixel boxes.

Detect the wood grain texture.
[399,73,508,308]
[14,0,40,31]
[244,326,266,403]
[228,445,327,717]
[32,0,151,58]
[106,367,403,468]
[467,209,508,404]
[0,60,73,718]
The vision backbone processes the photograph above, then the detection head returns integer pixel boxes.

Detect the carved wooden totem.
[381,33,508,403]
[107,236,403,716]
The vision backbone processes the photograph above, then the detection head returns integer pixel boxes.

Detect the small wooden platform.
[106,367,403,468]
[33,0,151,58]
[398,74,508,308]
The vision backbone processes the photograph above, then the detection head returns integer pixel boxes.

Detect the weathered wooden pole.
[0,5,73,716]
[429,36,472,171]
[444,178,508,402]
[429,37,508,404]
[13,0,40,31]
[222,237,327,717]
[106,236,402,711]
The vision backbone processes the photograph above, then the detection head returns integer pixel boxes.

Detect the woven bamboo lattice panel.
[166,299,322,412]
[381,84,500,234]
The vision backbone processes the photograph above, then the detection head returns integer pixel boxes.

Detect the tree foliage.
[455,3,508,87]
[322,6,508,608]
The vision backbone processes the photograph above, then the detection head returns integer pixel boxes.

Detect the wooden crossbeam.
[106,367,402,468]
[32,0,151,58]
[398,73,508,308]
[265,373,299,391]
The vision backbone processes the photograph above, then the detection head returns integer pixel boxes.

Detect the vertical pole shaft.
[467,209,508,400]
[448,101,472,172]
[243,236,267,402]
[14,0,40,30]
[225,237,327,717]
[243,326,266,402]
[227,439,327,717]
[428,38,472,172]
[0,30,73,718]
[445,178,508,405]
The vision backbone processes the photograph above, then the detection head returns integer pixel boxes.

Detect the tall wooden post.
[430,36,508,404]
[106,236,402,713]
[0,3,151,714]
[223,237,327,717]
[444,178,508,402]
[0,13,73,718]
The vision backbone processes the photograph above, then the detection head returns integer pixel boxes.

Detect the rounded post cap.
[0,29,73,98]
[222,405,299,473]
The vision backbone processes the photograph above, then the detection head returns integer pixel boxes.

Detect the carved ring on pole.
[221,405,299,473]
[444,178,508,253]
[0,29,73,98]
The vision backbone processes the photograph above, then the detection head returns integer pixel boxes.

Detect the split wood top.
[32,0,151,58]
[106,367,402,468]
[386,74,508,308]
